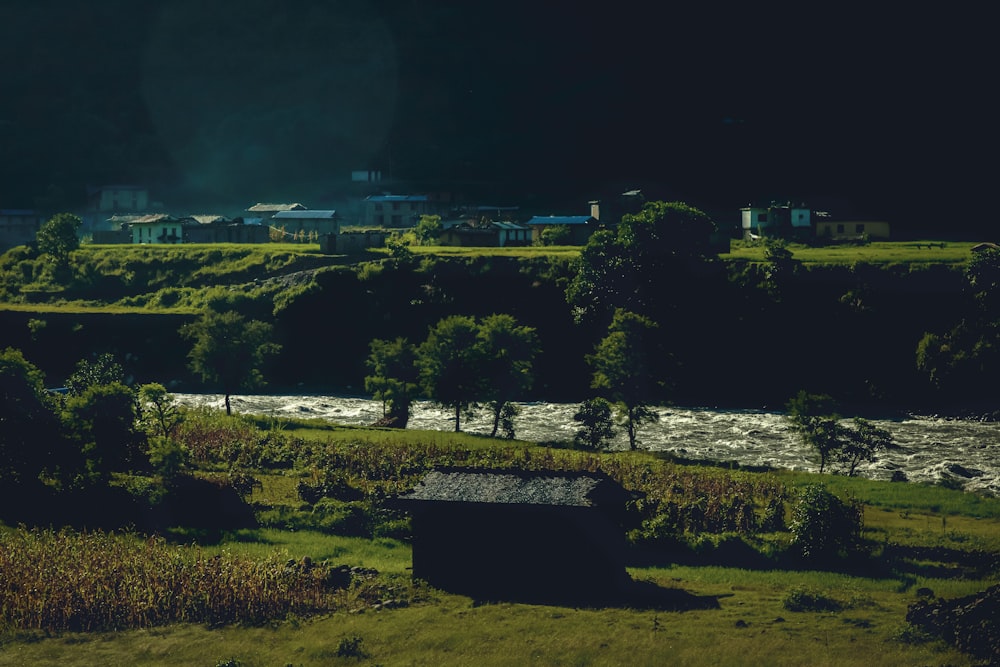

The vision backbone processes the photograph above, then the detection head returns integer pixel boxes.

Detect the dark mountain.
[1,1,992,232]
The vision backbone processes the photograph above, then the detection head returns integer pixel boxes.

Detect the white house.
[129,214,185,244]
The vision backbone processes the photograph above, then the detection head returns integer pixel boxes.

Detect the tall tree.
[566,201,719,323]
[417,315,485,432]
[179,310,281,415]
[476,313,539,438]
[0,348,61,487]
[35,212,81,268]
[365,337,419,427]
[587,309,661,449]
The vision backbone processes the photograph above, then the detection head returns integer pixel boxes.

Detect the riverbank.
[174,393,1000,496]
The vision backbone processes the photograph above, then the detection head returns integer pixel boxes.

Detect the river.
[174,393,1000,496]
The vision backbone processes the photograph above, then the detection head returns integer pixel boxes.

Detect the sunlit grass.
[722,240,977,265]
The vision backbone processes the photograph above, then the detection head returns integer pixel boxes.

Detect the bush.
[783,587,843,612]
[789,484,864,561]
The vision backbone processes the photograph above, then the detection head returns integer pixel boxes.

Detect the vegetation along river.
[175,394,1000,496]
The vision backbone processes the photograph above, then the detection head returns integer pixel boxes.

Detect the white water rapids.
[174,393,1000,496]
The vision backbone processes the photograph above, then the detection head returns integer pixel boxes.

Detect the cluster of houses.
[739,202,891,241]
[0,181,893,254]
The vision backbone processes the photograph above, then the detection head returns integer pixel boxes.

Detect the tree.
[573,397,616,450]
[417,315,485,432]
[138,382,183,439]
[66,352,127,395]
[413,214,443,245]
[566,201,719,323]
[0,348,62,486]
[476,313,539,438]
[62,381,143,483]
[364,337,419,427]
[179,310,281,415]
[587,309,661,449]
[786,391,895,475]
[786,390,843,473]
[839,418,895,476]
[35,212,81,267]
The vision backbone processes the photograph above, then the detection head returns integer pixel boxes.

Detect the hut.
[393,467,635,600]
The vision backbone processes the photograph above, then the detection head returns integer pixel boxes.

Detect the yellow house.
[815,220,891,241]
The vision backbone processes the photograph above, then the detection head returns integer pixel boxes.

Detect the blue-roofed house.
[269,209,340,239]
[363,194,430,227]
[525,214,597,245]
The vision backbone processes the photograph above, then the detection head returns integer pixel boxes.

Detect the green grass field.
[2,418,998,666]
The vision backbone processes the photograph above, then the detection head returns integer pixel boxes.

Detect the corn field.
[177,412,791,537]
[0,527,376,633]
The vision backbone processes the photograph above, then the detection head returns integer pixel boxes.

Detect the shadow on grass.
[468,576,722,611]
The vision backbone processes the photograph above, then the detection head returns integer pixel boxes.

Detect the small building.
[129,214,186,244]
[524,215,597,245]
[244,202,308,226]
[439,220,532,247]
[815,220,891,241]
[393,467,635,600]
[269,209,340,238]
[184,216,270,244]
[88,185,150,214]
[740,202,811,240]
[0,209,45,252]
[363,194,430,227]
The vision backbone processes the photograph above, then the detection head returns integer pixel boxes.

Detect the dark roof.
[395,467,632,508]
[366,194,429,202]
[525,215,594,226]
[247,203,307,212]
[271,210,338,219]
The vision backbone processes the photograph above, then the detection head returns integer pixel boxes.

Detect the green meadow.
[2,413,997,666]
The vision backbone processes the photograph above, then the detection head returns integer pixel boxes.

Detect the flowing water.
[174,393,1000,496]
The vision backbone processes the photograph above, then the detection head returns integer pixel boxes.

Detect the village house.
[393,467,635,600]
[128,214,186,244]
[0,209,45,252]
[269,209,340,238]
[524,214,597,245]
[88,185,150,214]
[83,185,155,233]
[363,194,430,227]
[438,219,532,247]
[184,216,269,244]
[244,202,308,226]
[815,219,891,241]
[740,203,812,240]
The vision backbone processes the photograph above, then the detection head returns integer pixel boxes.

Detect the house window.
[836,224,845,233]
[855,224,865,233]
[391,215,402,225]
[375,215,384,225]
[392,202,400,211]
[757,213,767,223]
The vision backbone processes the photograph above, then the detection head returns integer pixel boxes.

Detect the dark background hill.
[1,1,993,234]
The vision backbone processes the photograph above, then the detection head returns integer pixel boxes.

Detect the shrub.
[783,587,843,612]
[789,484,864,561]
